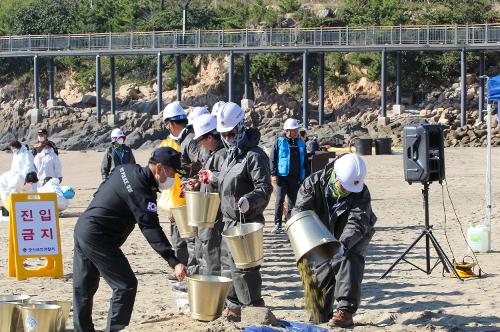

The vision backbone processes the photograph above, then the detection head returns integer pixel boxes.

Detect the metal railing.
[0,24,499,53]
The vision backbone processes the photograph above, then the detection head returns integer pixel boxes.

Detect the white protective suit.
[11,145,35,175]
[38,178,69,211]
[0,171,35,203]
[34,147,62,182]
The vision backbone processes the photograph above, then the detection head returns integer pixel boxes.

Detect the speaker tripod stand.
[380,182,463,281]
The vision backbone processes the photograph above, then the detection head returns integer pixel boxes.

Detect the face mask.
[328,171,350,199]
[156,167,174,190]
[116,138,125,145]
[37,136,44,142]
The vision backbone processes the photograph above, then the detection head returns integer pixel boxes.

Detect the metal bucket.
[186,275,232,321]
[30,301,71,332]
[185,191,220,229]
[0,302,22,332]
[0,295,30,331]
[171,205,197,238]
[222,223,264,269]
[0,295,30,303]
[285,210,341,266]
[19,304,62,332]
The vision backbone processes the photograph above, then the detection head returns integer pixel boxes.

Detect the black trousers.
[313,228,375,322]
[274,176,300,227]
[220,218,264,310]
[73,221,137,332]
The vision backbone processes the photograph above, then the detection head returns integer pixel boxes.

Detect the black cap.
[150,147,186,175]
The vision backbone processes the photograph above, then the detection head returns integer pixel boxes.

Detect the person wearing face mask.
[34,141,63,185]
[292,153,376,327]
[73,147,188,332]
[215,102,273,318]
[32,128,58,156]
[9,140,35,176]
[159,101,204,289]
[101,129,136,181]
[189,113,227,276]
[269,118,309,234]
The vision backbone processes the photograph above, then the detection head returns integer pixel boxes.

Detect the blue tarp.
[244,321,329,332]
[487,75,500,101]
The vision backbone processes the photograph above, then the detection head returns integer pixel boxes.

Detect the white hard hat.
[211,101,226,117]
[188,107,210,125]
[283,118,301,130]
[162,101,186,122]
[111,128,125,139]
[216,102,244,133]
[193,114,217,140]
[334,153,367,193]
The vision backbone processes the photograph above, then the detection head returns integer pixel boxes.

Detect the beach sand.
[0,148,499,331]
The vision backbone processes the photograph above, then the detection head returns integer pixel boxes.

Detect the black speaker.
[403,124,445,184]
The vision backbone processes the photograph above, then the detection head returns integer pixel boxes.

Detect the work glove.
[199,169,213,184]
[238,197,250,213]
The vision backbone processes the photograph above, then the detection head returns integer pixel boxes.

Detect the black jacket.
[77,164,180,268]
[101,144,136,180]
[292,160,377,250]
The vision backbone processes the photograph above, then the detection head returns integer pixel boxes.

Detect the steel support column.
[176,55,182,101]
[381,49,387,117]
[110,56,116,115]
[33,56,40,111]
[479,51,485,122]
[48,58,55,101]
[395,51,401,105]
[460,48,467,127]
[318,53,325,125]
[244,54,250,99]
[96,54,101,123]
[228,51,234,102]
[157,52,163,115]
[302,51,309,129]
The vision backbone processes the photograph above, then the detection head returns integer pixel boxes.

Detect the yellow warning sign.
[8,192,63,281]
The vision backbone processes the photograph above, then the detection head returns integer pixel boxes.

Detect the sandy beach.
[0,147,499,331]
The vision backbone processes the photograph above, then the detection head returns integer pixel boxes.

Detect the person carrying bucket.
[189,112,227,276]
[159,102,204,289]
[214,102,273,318]
[292,153,376,328]
[72,147,188,332]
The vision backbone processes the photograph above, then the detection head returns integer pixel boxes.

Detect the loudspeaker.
[403,124,445,184]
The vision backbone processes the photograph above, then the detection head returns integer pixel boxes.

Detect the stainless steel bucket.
[285,210,341,265]
[185,191,220,228]
[186,275,232,321]
[222,223,264,269]
[0,295,30,331]
[30,301,71,332]
[170,205,197,238]
[19,304,62,332]
[0,295,30,303]
[0,302,22,332]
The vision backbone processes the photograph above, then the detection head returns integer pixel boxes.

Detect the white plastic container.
[467,224,491,253]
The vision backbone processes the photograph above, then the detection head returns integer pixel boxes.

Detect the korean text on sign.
[15,201,59,256]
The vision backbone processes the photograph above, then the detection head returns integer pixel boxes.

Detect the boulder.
[81,95,96,107]
[117,84,142,105]
[316,8,334,18]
